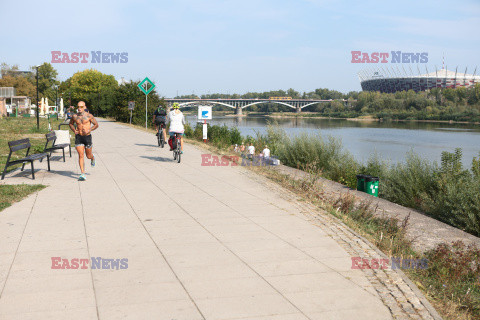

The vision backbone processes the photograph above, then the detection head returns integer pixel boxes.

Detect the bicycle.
[172,133,182,163]
[157,123,165,148]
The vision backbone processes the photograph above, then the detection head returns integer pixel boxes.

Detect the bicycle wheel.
[157,132,161,147]
[177,150,181,163]
[160,136,165,148]
[173,151,177,160]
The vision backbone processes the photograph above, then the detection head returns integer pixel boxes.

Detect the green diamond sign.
[138,77,155,95]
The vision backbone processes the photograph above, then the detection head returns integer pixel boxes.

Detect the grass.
[0,184,46,211]
[0,116,72,176]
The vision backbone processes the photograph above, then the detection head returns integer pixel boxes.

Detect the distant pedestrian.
[240,142,245,152]
[247,143,255,160]
[66,107,74,120]
[234,144,239,152]
[262,145,270,158]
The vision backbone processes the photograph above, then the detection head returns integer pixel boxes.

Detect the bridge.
[165,98,350,114]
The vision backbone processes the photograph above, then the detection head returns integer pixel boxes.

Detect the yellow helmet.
[172,103,180,109]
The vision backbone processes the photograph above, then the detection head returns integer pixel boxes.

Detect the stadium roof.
[417,68,480,79]
[358,67,480,82]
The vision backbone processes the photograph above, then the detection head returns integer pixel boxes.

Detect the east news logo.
[51,51,128,63]
[351,51,428,63]
[51,257,128,269]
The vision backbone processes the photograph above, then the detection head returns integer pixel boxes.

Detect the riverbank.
[184,110,480,125]
[264,112,480,125]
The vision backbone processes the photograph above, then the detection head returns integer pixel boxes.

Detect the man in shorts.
[69,101,99,181]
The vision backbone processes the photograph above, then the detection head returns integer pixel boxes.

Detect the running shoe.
[91,157,96,167]
[78,174,86,181]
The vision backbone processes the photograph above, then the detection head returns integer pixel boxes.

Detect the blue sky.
[1,0,479,97]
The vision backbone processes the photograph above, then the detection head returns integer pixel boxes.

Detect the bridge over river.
[165,98,351,114]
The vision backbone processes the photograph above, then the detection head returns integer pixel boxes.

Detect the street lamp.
[55,85,58,113]
[35,65,40,130]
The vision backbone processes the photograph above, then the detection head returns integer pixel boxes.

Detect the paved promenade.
[0,119,439,319]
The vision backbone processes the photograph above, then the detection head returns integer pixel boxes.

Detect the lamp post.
[35,65,40,130]
[55,85,58,113]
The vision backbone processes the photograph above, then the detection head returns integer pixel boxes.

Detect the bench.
[43,132,71,162]
[1,139,51,180]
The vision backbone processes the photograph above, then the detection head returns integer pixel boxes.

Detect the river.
[185,114,480,166]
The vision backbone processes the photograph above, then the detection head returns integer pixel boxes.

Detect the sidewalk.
[0,119,439,319]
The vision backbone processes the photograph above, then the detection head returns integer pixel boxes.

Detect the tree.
[59,69,118,111]
[29,63,59,103]
[0,75,35,97]
[0,63,36,98]
[111,80,163,125]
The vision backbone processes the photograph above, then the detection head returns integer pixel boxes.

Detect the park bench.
[43,131,72,162]
[1,139,51,180]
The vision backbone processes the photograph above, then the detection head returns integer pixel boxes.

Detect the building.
[0,87,32,117]
[359,67,480,93]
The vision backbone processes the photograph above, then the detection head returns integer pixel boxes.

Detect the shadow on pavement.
[135,143,158,147]
[140,155,174,163]
[52,170,80,180]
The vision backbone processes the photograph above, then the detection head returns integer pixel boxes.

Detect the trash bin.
[356,174,366,192]
[365,176,379,197]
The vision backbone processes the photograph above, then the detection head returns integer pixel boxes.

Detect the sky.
[1,0,479,97]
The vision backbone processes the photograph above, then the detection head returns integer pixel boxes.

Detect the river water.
[185,115,480,166]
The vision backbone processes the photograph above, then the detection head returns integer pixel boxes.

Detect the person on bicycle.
[153,105,167,142]
[167,103,185,153]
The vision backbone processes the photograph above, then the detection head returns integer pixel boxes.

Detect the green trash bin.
[365,176,379,197]
[356,174,366,192]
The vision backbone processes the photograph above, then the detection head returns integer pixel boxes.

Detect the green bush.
[381,152,438,208]
[262,127,480,236]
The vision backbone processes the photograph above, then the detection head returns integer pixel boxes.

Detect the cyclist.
[152,105,167,142]
[167,103,185,153]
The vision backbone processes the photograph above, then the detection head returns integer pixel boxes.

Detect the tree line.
[2,61,480,122]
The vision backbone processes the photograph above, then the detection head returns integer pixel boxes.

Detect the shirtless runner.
[69,101,99,181]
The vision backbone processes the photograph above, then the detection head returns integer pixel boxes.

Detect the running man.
[69,101,99,181]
